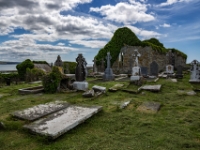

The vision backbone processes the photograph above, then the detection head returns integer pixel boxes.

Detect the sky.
[0,0,199,65]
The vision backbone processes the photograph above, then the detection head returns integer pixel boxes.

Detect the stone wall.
[110,46,186,74]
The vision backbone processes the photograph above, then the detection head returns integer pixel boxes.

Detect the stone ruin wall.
[111,46,186,74]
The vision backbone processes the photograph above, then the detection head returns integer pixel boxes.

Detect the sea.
[0,64,17,71]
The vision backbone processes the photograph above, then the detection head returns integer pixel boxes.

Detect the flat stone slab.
[139,85,161,92]
[137,102,161,113]
[109,84,124,92]
[82,89,95,98]
[169,79,177,82]
[177,90,196,96]
[92,85,106,93]
[24,105,102,139]
[18,85,44,95]
[12,101,70,121]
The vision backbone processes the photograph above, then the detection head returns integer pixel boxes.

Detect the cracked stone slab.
[109,84,124,92]
[177,90,196,96]
[138,85,161,92]
[12,101,70,121]
[24,105,102,139]
[137,102,161,113]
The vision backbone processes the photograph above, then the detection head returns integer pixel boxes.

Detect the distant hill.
[0,61,21,64]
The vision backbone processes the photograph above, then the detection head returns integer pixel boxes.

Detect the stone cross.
[106,52,112,69]
[166,50,174,65]
[132,49,141,67]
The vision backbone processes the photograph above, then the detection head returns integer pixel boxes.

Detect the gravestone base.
[73,81,88,91]
[130,76,140,81]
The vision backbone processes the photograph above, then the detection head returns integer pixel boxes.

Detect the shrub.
[42,66,62,93]
[16,59,34,80]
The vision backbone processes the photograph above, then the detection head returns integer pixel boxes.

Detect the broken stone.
[120,101,131,109]
[137,102,161,113]
[24,105,102,139]
[92,85,106,93]
[12,101,70,121]
[138,85,161,92]
[82,89,95,98]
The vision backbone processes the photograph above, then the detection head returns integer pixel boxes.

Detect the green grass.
[0,74,200,150]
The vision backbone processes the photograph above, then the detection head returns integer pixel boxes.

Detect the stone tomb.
[150,61,158,76]
[137,102,161,113]
[24,105,102,139]
[12,101,70,121]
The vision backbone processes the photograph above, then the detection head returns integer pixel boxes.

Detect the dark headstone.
[141,67,148,77]
[75,54,87,81]
[54,55,63,67]
[103,52,114,81]
[150,61,158,76]
[176,65,183,78]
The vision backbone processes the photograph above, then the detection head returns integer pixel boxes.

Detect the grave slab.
[18,85,44,95]
[12,101,70,121]
[139,85,161,92]
[109,84,124,92]
[82,89,95,98]
[92,85,106,93]
[137,102,161,113]
[24,105,102,139]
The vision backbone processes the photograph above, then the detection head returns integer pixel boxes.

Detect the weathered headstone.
[166,65,174,74]
[12,101,70,121]
[189,60,200,83]
[24,105,102,139]
[150,61,158,76]
[103,52,115,81]
[73,54,88,91]
[141,67,148,77]
[130,49,142,82]
[176,65,183,78]
[54,55,63,67]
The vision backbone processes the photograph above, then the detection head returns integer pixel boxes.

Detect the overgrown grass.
[0,73,200,150]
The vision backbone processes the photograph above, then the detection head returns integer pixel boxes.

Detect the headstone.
[130,49,142,82]
[150,61,158,76]
[12,101,70,121]
[92,85,106,93]
[141,67,148,77]
[189,60,200,83]
[93,58,97,73]
[137,102,161,113]
[166,65,174,74]
[54,55,63,67]
[176,65,183,78]
[73,54,88,91]
[24,105,102,139]
[103,52,115,81]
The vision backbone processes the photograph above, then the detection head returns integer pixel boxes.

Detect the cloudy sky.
[0,0,199,64]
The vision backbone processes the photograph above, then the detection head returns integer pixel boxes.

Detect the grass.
[0,74,200,150]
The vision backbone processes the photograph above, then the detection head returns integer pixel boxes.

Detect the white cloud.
[69,40,108,48]
[160,23,171,28]
[90,1,155,24]
[57,43,65,46]
[159,0,192,7]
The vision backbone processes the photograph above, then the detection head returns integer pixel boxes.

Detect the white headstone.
[166,65,174,74]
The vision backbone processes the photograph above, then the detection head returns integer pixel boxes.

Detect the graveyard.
[0,66,200,149]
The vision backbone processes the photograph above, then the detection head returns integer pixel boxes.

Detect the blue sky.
[0,0,199,65]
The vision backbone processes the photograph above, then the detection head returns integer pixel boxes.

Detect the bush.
[42,66,62,93]
[16,59,34,80]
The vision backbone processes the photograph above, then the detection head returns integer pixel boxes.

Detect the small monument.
[93,58,97,73]
[189,60,200,83]
[73,54,88,91]
[166,50,174,74]
[150,61,159,76]
[176,65,183,78]
[103,52,115,81]
[130,49,141,82]
[54,55,63,67]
